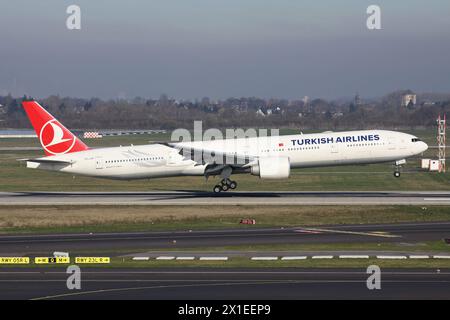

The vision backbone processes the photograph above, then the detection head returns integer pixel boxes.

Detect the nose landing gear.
[393,159,406,178]
[213,179,238,193]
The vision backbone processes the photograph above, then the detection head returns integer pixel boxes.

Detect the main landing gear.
[211,166,237,193]
[213,179,238,193]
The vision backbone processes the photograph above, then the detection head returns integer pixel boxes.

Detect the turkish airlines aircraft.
[21,101,428,193]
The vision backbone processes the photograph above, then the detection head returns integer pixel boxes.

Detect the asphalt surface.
[0,268,448,300]
[0,146,40,151]
[2,191,450,205]
[0,222,449,255]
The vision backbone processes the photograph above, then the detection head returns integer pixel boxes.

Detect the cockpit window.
[412,138,421,142]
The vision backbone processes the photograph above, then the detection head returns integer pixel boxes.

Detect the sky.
[0,0,449,100]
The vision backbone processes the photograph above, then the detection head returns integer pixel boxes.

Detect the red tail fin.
[22,101,89,156]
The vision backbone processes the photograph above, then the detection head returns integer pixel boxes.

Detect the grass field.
[54,241,450,256]
[156,240,450,253]
[0,205,449,234]
[109,257,450,269]
[3,257,450,269]
[0,257,450,272]
[2,151,449,192]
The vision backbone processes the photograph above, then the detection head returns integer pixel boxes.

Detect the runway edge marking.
[132,257,149,261]
[199,257,228,261]
[281,256,308,260]
[302,227,401,238]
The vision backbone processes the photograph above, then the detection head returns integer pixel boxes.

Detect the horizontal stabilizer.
[18,158,73,164]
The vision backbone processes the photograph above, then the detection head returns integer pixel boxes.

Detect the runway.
[0,268,448,300]
[2,191,450,205]
[0,222,448,255]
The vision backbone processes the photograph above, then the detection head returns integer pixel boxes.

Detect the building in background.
[354,93,362,107]
[302,96,309,107]
[402,94,417,107]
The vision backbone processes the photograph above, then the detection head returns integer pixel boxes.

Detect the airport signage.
[75,257,110,264]
[35,257,71,264]
[0,257,30,264]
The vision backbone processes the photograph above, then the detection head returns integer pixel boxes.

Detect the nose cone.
[419,141,428,153]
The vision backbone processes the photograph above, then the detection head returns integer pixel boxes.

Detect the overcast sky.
[1,0,449,100]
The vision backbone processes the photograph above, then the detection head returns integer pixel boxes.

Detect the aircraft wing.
[168,143,257,167]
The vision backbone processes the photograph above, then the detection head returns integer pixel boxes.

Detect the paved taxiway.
[0,268,448,300]
[0,222,448,255]
[2,191,450,205]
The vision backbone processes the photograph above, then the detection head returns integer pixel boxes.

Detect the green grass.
[52,241,450,257]
[1,205,450,234]
[0,150,449,192]
[2,239,450,269]
[112,257,450,269]
[2,256,450,269]
[145,241,450,254]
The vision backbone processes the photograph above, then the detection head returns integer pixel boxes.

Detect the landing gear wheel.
[229,181,237,190]
[213,185,222,193]
[218,178,232,192]
[394,171,401,178]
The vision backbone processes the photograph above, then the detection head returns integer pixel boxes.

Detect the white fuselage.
[27,130,428,179]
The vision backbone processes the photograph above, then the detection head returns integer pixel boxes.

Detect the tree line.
[0,91,449,130]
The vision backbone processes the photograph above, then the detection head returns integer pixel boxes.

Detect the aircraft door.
[331,143,339,154]
[96,159,104,169]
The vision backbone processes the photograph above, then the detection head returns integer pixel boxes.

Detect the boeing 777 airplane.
[21,101,428,193]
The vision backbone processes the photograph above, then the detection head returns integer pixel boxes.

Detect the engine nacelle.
[251,157,290,179]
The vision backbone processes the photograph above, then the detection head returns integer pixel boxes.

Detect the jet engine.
[251,157,290,179]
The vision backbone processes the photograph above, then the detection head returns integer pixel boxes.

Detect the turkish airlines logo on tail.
[39,120,76,155]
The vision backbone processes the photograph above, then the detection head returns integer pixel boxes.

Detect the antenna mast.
[437,114,446,173]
